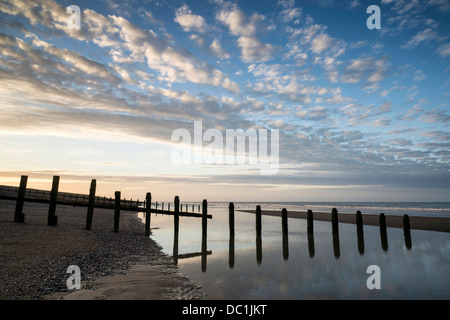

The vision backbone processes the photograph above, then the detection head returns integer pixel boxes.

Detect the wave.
[206,202,450,218]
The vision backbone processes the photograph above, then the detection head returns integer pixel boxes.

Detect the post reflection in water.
[307,232,315,258]
[170,207,415,273]
[171,199,212,272]
[332,231,340,259]
[229,234,235,269]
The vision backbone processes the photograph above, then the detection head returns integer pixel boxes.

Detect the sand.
[0,199,205,300]
[239,209,450,233]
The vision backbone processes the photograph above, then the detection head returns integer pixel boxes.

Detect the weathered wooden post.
[307,209,313,234]
[229,202,235,236]
[201,199,208,273]
[281,208,289,260]
[256,205,262,236]
[47,176,59,226]
[281,208,288,234]
[403,214,412,249]
[85,179,96,230]
[173,196,180,265]
[379,213,388,251]
[14,175,27,223]
[168,203,171,211]
[113,191,121,232]
[331,208,339,234]
[145,192,151,236]
[174,196,180,236]
[202,199,208,239]
[356,210,363,233]
[356,210,365,255]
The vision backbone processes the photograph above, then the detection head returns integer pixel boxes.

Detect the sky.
[0,0,449,202]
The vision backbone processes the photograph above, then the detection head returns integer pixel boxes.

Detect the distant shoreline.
[238,209,450,233]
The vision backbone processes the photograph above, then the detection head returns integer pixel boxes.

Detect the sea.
[142,202,450,300]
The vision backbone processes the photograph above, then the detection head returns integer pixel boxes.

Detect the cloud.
[209,39,231,59]
[278,0,301,24]
[108,15,239,92]
[216,2,274,62]
[174,4,208,33]
[311,33,336,54]
[401,28,440,49]
[341,56,389,85]
[436,43,450,57]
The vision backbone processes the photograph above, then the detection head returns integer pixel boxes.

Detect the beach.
[0,199,205,300]
[2,198,449,301]
[239,209,450,233]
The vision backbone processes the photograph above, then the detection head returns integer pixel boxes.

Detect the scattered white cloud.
[216,2,274,62]
[174,4,208,33]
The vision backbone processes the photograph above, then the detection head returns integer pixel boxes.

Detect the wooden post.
[174,196,180,237]
[14,175,27,223]
[256,205,262,236]
[201,199,208,273]
[145,192,151,236]
[331,208,339,234]
[202,199,208,239]
[281,208,288,234]
[229,202,235,236]
[168,203,170,211]
[307,209,313,234]
[356,210,363,233]
[356,210,365,255]
[403,214,412,249]
[47,176,59,226]
[281,208,288,260]
[379,213,388,251]
[114,191,121,232]
[85,179,96,230]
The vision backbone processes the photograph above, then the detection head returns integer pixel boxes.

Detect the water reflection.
[229,234,235,269]
[169,208,419,271]
[172,216,212,271]
[256,233,262,265]
[149,206,449,299]
[307,232,315,258]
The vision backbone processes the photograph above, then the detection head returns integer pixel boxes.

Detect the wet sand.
[238,209,450,233]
